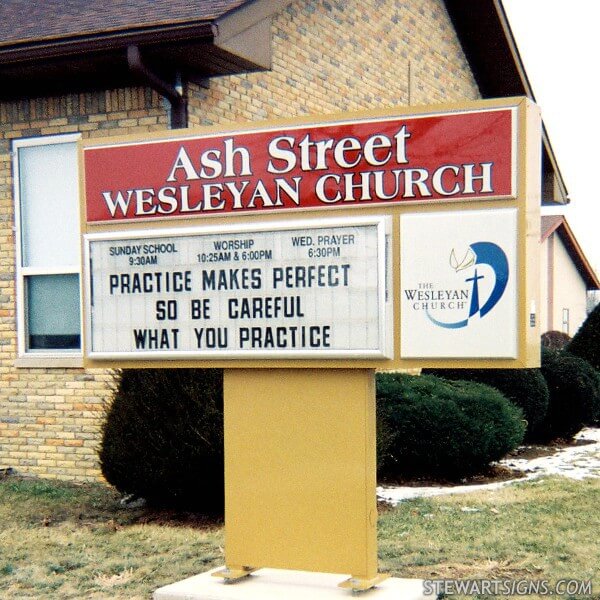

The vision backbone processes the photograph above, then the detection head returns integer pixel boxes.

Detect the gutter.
[126,44,187,129]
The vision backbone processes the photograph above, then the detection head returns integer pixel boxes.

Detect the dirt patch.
[416,560,541,581]
[0,467,14,480]
[506,437,595,460]
[379,464,527,489]
[134,508,223,530]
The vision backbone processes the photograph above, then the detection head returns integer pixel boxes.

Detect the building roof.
[0,0,285,98]
[541,215,600,290]
[0,1,247,46]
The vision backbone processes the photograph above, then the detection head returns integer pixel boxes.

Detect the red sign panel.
[83,108,515,223]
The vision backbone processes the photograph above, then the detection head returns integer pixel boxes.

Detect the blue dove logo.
[426,241,509,329]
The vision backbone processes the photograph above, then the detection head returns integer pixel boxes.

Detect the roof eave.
[0,22,215,64]
[214,0,294,70]
[544,217,600,290]
[558,221,600,290]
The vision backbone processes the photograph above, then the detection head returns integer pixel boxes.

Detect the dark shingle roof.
[0,0,272,99]
[0,0,248,47]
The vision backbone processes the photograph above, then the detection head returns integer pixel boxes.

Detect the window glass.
[19,142,79,269]
[26,274,81,350]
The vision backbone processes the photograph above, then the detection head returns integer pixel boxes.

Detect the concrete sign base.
[153,567,434,600]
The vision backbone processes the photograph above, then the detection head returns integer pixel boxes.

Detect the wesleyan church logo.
[404,241,509,329]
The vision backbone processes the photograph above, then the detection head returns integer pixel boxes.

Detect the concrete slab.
[154,567,434,600]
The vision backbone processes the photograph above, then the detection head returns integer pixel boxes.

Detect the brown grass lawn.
[0,475,598,599]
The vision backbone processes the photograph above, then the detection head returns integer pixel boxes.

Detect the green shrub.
[376,373,525,479]
[566,303,600,371]
[535,348,600,441]
[422,367,549,440]
[541,330,572,351]
[99,368,224,512]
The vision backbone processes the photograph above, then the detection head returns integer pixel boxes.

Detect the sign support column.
[218,368,388,590]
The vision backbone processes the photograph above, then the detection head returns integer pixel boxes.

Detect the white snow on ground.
[377,427,600,506]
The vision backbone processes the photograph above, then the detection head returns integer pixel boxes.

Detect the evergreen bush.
[541,330,572,351]
[422,367,549,440]
[99,368,224,512]
[535,348,600,441]
[566,303,600,371]
[376,373,525,479]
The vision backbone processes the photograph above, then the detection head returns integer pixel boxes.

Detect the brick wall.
[0,0,479,481]
[0,89,169,480]
[187,0,479,125]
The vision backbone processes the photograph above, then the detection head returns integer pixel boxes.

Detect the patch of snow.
[377,427,600,506]
[500,427,600,481]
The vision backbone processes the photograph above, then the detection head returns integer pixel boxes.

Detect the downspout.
[126,45,187,129]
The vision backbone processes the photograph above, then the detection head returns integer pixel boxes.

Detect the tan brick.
[64,440,84,448]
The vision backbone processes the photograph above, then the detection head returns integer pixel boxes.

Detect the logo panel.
[400,209,518,359]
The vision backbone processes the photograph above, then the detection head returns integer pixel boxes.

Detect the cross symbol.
[466,269,485,317]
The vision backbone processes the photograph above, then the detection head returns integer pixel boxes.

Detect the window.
[13,134,82,359]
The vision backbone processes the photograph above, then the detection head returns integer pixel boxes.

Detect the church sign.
[80,97,542,593]
[81,97,539,370]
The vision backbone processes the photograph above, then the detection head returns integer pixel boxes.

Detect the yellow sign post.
[220,368,385,590]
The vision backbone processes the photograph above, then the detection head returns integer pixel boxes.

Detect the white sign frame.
[83,215,392,361]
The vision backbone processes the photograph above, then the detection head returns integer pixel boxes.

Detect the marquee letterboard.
[84,217,392,360]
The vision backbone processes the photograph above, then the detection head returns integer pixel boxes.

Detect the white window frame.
[13,133,83,367]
